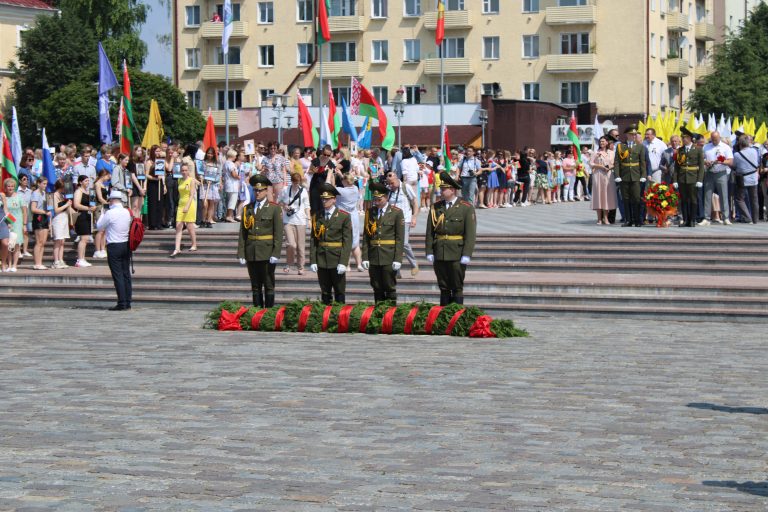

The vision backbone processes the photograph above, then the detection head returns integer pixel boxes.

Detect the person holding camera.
[278,171,310,275]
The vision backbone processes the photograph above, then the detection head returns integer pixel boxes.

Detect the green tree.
[687,3,768,124]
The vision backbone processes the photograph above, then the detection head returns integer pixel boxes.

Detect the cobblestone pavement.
[1,308,766,511]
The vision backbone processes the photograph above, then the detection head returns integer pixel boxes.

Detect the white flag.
[10,107,22,170]
[222,0,233,55]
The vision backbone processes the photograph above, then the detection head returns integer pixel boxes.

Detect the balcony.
[695,64,714,83]
[694,22,716,41]
[200,64,250,81]
[424,57,472,76]
[318,61,363,78]
[666,58,689,77]
[328,16,365,32]
[200,21,249,39]
[210,110,239,126]
[424,10,472,30]
[666,11,690,32]
[546,54,597,73]
[545,4,597,25]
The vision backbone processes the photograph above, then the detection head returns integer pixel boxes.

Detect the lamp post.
[269,94,290,146]
[391,99,406,147]
[478,109,489,149]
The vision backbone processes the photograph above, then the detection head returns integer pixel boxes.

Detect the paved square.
[0,308,766,510]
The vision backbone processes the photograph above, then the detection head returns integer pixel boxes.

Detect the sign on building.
[550,124,617,145]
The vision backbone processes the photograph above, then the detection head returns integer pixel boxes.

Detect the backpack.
[128,210,145,252]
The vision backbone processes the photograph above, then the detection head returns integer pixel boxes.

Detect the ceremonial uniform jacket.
[426,199,477,261]
[614,142,648,182]
[671,145,706,184]
[310,208,353,268]
[361,205,405,266]
[237,201,283,261]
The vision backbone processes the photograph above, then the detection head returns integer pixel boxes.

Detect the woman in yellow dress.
[170,162,198,257]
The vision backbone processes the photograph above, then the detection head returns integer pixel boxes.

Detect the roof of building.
[0,0,56,10]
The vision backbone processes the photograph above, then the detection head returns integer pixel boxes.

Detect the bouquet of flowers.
[644,183,679,227]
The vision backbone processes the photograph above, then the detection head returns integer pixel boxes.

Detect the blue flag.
[41,129,57,193]
[340,96,358,142]
[357,117,372,149]
[98,42,118,144]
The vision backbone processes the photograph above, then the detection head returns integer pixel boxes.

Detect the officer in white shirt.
[643,128,668,183]
[96,190,133,310]
[700,131,733,226]
[386,171,420,276]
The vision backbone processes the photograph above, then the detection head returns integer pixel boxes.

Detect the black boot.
[321,293,333,305]
[252,292,264,308]
[264,293,275,308]
[439,292,450,306]
[385,292,397,304]
[373,291,383,304]
[453,295,464,305]
[335,293,346,304]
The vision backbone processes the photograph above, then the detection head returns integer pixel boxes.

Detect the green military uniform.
[362,182,405,303]
[310,183,353,304]
[426,172,477,305]
[614,125,648,227]
[237,175,283,308]
[672,129,706,227]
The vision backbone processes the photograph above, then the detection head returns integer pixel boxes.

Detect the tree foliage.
[687,3,768,124]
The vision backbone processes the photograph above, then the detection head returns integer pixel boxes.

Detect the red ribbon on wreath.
[251,309,268,331]
[218,306,248,331]
[321,305,334,331]
[297,304,314,332]
[403,306,421,335]
[273,306,286,331]
[469,315,496,338]
[359,306,375,333]
[380,307,398,334]
[445,308,466,335]
[424,306,443,334]
[337,305,355,333]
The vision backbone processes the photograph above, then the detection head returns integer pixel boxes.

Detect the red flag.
[317,0,331,45]
[435,0,446,47]
[203,109,217,155]
[296,89,319,148]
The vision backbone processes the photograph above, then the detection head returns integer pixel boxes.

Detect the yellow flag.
[755,122,767,144]
[685,113,698,134]
[141,99,165,148]
[746,117,757,136]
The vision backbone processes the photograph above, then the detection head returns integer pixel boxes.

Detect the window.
[558,0,587,5]
[439,84,466,104]
[187,91,201,109]
[483,36,500,59]
[404,0,421,16]
[651,80,656,104]
[441,38,465,58]
[560,81,589,104]
[660,35,666,58]
[523,0,539,13]
[258,2,274,23]
[650,33,656,58]
[260,45,275,67]
[405,85,421,104]
[561,33,590,54]
[688,44,693,66]
[482,83,494,95]
[299,88,314,105]
[217,90,243,110]
[372,40,389,62]
[523,83,540,101]
[651,0,656,11]
[669,0,679,11]
[373,86,389,105]
[330,0,355,16]
[404,39,421,61]
[185,48,201,69]
[330,41,356,61]
[483,0,499,13]
[297,43,314,65]
[446,0,464,9]
[372,0,388,17]
[297,0,313,21]
[216,3,241,21]
[185,5,200,26]
[660,82,665,106]
[215,46,241,64]
[522,35,539,58]
[260,89,275,106]
[331,87,351,104]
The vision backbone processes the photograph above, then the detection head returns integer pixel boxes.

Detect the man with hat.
[361,182,405,303]
[237,174,283,308]
[426,172,476,306]
[310,182,352,304]
[96,190,133,311]
[614,124,648,227]
[672,126,705,227]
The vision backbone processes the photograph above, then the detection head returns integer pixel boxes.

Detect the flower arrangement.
[206,299,528,339]
[644,183,679,227]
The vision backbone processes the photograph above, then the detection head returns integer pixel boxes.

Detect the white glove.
[640,177,647,183]
[673,182,679,189]
[362,261,370,270]
[238,258,246,265]
[615,177,622,183]
[269,256,278,264]
[310,263,318,272]
[460,256,471,265]
[392,261,401,271]
[426,254,435,264]
[696,182,703,188]
[337,264,347,275]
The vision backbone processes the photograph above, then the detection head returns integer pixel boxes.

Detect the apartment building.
[172,0,718,137]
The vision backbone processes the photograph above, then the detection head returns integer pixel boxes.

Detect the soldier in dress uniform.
[361,182,405,303]
[310,182,353,304]
[672,126,706,227]
[237,174,283,308]
[426,172,477,306]
[614,125,648,227]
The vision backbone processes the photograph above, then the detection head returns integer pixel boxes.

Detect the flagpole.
[439,42,445,162]
[225,56,230,145]
[319,50,324,146]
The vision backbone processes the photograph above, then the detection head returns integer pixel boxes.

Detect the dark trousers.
[246,260,276,307]
[575,176,588,197]
[106,242,132,308]
[679,183,697,226]
[433,260,467,305]
[513,177,530,203]
[318,267,346,304]
[616,186,625,221]
[734,184,759,223]
[369,264,397,303]
[619,181,641,225]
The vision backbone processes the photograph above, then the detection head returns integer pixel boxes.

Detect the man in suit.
[426,172,477,306]
[237,174,283,307]
[362,182,405,303]
[614,125,648,227]
[310,183,353,304]
[672,127,706,227]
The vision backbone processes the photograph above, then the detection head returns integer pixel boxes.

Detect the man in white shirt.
[699,131,733,226]
[643,128,668,183]
[96,190,133,310]
[386,171,419,276]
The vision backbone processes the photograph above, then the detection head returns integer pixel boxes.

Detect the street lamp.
[478,109,489,149]
[269,93,290,146]
[391,99,406,147]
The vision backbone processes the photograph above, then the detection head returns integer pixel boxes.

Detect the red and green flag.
[0,116,18,184]
[442,125,452,174]
[351,78,395,150]
[120,61,136,154]
[296,89,319,148]
[3,211,17,225]
[328,82,341,149]
[435,0,446,47]
[317,0,331,45]
[568,112,581,162]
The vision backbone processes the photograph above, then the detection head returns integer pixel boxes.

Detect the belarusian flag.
[435,0,446,47]
[351,78,395,150]
[3,211,17,225]
[120,61,136,154]
[567,112,581,161]
[442,125,452,173]
[328,82,341,149]
[0,116,18,184]
[317,0,331,45]
[296,89,319,148]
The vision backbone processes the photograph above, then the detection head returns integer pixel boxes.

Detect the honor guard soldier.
[237,174,283,308]
[614,124,648,227]
[425,172,477,306]
[361,182,405,303]
[672,127,705,227]
[310,183,353,304]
